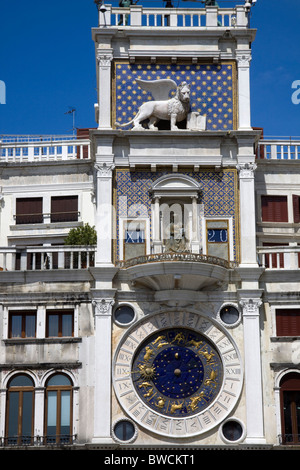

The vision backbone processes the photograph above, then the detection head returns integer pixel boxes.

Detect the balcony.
[258,245,300,270]
[97,4,249,29]
[0,245,96,272]
[117,252,237,291]
[0,135,90,163]
[257,138,300,161]
[1,434,77,448]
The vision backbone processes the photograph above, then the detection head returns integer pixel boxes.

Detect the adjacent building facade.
[0,2,299,450]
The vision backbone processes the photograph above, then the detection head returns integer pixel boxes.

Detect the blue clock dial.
[132,328,223,417]
[152,346,204,399]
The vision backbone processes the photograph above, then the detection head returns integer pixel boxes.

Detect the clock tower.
[91,1,263,447]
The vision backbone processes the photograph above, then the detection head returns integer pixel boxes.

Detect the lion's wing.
[135,79,177,101]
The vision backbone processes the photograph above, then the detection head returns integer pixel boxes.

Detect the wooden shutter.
[276,309,300,336]
[51,196,78,222]
[261,195,288,222]
[16,198,43,224]
[293,195,300,223]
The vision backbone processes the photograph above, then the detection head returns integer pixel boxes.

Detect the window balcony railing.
[97,4,249,29]
[258,245,300,270]
[0,245,96,271]
[1,434,77,447]
[14,211,80,225]
[257,138,300,160]
[0,135,90,162]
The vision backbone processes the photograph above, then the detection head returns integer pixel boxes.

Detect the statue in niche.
[164,221,189,253]
[115,79,192,131]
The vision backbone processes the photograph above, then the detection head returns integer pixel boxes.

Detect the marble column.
[237,163,257,266]
[34,386,44,443]
[92,295,115,443]
[97,52,113,129]
[240,297,265,444]
[236,51,252,130]
[95,162,115,266]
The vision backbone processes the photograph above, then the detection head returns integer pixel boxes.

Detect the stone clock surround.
[113,310,243,438]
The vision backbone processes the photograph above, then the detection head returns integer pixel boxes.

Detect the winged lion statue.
[115,79,191,131]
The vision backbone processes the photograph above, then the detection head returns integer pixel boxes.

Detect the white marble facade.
[0,3,299,450]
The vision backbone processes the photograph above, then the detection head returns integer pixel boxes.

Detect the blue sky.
[0,0,299,137]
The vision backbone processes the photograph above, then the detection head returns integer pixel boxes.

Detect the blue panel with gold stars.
[114,168,239,261]
[131,328,223,417]
[114,62,236,130]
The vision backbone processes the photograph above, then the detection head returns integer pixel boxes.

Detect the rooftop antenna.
[64,108,76,135]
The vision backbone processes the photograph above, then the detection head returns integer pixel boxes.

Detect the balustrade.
[257,139,300,160]
[98,4,248,29]
[258,245,300,270]
[0,245,96,271]
[0,135,90,162]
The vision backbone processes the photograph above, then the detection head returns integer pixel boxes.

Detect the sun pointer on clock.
[138,363,156,380]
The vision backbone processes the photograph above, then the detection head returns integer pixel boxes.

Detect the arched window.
[45,373,73,444]
[5,374,35,446]
[280,372,300,445]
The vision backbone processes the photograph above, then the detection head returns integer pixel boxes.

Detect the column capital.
[239,298,262,314]
[94,162,115,177]
[92,298,115,316]
[96,51,113,68]
[236,50,252,68]
[236,162,257,178]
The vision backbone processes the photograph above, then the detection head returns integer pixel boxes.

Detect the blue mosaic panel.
[115,169,238,260]
[114,62,236,131]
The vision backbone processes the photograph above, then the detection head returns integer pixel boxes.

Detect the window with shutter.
[16,198,43,224]
[293,195,300,223]
[276,309,300,336]
[261,195,288,222]
[51,196,78,222]
[280,373,300,445]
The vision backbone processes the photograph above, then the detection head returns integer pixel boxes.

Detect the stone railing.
[258,245,300,270]
[257,139,300,160]
[0,135,90,163]
[0,245,96,271]
[117,252,236,269]
[98,5,249,29]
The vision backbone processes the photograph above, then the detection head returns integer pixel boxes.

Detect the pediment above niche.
[150,174,202,199]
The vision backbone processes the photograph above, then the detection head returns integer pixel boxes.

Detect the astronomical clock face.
[113,311,243,438]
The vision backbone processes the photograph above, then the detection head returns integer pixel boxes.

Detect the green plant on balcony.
[64,223,97,268]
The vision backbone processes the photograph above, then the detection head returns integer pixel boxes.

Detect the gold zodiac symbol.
[172,333,185,344]
[155,397,166,409]
[204,370,217,386]
[156,341,169,349]
[187,392,205,412]
[143,346,154,362]
[200,349,215,362]
[170,402,183,413]
[138,381,152,389]
[144,388,154,398]
[153,336,166,345]
[187,339,203,349]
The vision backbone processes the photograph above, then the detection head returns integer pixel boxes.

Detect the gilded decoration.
[113,61,236,131]
[113,311,243,438]
[131,327,223,418]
